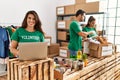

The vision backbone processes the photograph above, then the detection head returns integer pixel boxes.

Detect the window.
[116,18,120,26]
[115,27,120,35]
[107,18,116,27]
[118,0,120,7]
[107,35,114,43]
[115,36,120,44]
[117,8,120,17]
[107,9,116,17]
[108,0,117,8]
[107,27,115,35]
[101,0,120,52]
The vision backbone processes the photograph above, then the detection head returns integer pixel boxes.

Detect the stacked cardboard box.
[58,31,67,40]
[59,47,70,58]
[75,1,99,13]
[56,5,75,15]
[57,20,71,29]
[57,0,100,15]
[61,42,69,47]
[75,0,86,4]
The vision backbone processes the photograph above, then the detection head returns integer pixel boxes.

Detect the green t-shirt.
[82,27,98,38]
[68,20,82,51]
[6,27,14,58]
[11,27,44,42]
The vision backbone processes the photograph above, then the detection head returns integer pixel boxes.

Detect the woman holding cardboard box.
[10,10,45,57]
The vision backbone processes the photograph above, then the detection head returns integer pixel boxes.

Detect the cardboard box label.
[58,21,66,28]
[101,45,112,56]
[59,49,67,57]
[57,7,64,15]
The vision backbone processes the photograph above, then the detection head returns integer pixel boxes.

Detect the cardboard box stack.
[57,20,71,29]
[56,0,100,16]
[56,5,75,15]
[59,47,70,58]
[58,31,67,40]
[75,0,86,4]
[75,1,99,13]
[61,42,69,47]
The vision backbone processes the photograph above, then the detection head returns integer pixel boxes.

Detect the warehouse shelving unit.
[56,12,106,45]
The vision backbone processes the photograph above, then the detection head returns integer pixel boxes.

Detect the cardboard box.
[56,5,75,15]
[75,0,86,4]
[65,5,75,15]
[75,1,99,13]
[45,36,52,46]
[58,31,67,40]
[57,20,71,29]
[48,43,60,57]
[56,6,64,15]
[61,42,69,47]
[59,47,70,58]
[89,42,113,58]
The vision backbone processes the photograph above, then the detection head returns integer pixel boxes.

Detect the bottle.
[77,50,82,60]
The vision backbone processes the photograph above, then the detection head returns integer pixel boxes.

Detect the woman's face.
[27,14,36,28]
[89,20,96,27]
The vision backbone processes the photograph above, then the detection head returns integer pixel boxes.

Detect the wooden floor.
[0,75,7,80]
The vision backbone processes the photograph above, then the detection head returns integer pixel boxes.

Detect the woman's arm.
[10,40,19,57]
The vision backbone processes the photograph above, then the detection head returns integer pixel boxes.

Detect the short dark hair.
[75,9,85,17]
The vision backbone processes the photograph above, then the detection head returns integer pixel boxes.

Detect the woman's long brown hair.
[85,16,96,27]
[21,10,44,34]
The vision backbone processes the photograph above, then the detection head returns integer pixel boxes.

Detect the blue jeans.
[69,49,77,60]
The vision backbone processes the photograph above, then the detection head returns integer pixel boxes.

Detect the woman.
[82,16,98,38]
[10,10,44,56]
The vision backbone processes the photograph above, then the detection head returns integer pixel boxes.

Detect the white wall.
[0,0,57,43]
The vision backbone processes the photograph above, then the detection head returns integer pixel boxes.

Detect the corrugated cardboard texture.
[48,43,60,56]
[75,0,86,4]
[65,5,75,14]
[75,1,99,13]
[58,31,67,40]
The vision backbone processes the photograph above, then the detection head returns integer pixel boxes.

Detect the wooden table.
[55,53,120,80]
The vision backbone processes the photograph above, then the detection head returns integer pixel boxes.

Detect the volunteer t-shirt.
[68,20,82,51]
[82,27,98,38]
[11,27,44,42]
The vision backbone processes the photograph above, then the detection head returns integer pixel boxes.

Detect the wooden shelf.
[57,12,105,17]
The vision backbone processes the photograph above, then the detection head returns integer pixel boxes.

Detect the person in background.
[10,10,44,57]
[82,16,98,38]
[68,9,93,60]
